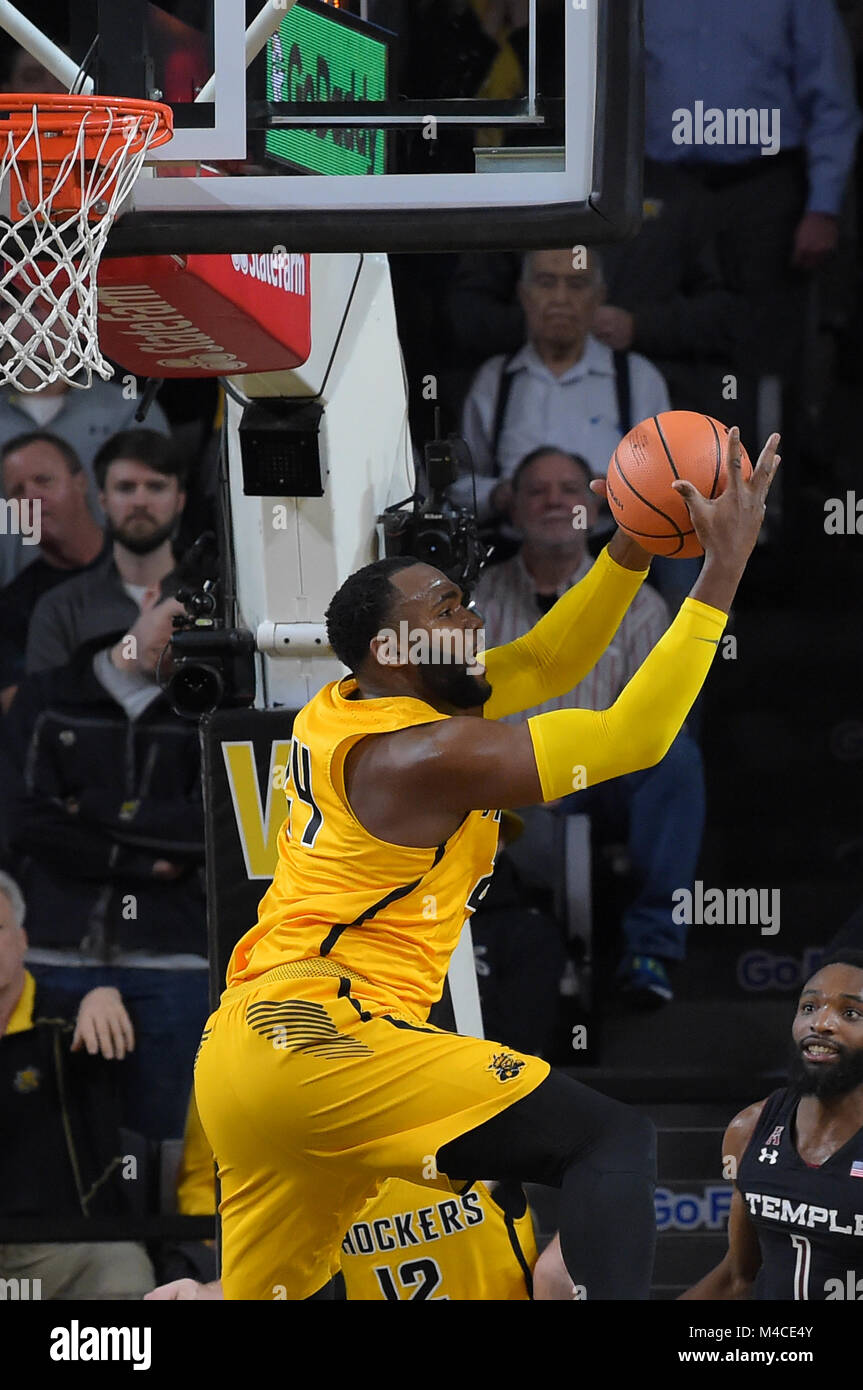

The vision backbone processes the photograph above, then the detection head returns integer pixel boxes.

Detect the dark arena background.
[0,0,862,1368]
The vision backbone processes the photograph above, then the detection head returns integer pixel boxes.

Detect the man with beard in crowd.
[23,430,185,676]
[683,951,863,1300]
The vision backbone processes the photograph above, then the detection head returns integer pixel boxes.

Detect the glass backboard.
[0,0,644,254]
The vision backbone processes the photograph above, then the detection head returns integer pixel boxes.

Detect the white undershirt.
[122,582,150,607]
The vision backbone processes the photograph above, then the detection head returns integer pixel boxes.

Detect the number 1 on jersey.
[790,1234,811,1300]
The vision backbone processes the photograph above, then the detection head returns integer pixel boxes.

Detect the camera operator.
[0,591,209,1143]
[24,429,186,678]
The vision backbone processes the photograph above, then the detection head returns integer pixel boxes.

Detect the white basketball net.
[0,103,165,391]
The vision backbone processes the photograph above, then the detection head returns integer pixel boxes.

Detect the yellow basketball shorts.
[194,967,549,1300]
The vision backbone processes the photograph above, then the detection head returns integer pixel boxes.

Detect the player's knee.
[626,1109,657,1178]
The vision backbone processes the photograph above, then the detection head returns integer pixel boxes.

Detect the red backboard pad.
[97,252,311,377]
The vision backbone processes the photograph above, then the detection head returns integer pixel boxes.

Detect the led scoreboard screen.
[266,0,389,176]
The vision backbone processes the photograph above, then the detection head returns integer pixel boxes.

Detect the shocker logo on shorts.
[487,1051,526,1083]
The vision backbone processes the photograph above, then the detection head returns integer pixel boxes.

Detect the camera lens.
[414,526,453,570]
[167,662,225,717]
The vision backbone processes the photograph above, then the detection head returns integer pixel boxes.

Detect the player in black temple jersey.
[683,951,863,1300]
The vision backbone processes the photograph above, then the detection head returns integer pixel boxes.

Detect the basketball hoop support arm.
[194,0,291,106]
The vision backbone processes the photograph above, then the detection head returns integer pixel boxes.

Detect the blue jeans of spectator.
[29,964,210,1142]
[555,730,705,963]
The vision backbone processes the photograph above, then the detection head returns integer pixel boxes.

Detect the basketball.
[606,412,754,558]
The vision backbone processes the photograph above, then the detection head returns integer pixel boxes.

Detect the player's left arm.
[482,530,653,720]
[680,1101,765,1299]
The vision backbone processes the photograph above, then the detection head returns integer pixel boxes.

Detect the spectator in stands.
[0,41,66,97]
[646,0,859,276]
[398,0,526,173]
[1,598,208,1142]
[0,869,154,1298]
[445,179,739,425]
[468,2,529,148]
[0,433,107,710]
[0,295,170,587]
[25,429,184,676]
[453,248,670,524]
[643,0,861,483]
[473,447,706,1006]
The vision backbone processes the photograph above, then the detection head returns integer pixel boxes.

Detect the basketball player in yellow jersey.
[338,1178,536,1300]
[195,427,780,1301]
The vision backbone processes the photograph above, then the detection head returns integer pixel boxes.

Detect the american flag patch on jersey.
[850,1161,863,1178]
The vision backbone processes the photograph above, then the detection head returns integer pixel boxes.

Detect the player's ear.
[369,626,403,669]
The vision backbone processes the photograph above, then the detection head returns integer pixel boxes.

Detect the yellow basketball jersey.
[341,1178,536,1301]
[226,677,501,1020]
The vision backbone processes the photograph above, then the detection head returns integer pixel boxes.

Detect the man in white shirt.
[473,447,705,1006]
[454,248,670,523]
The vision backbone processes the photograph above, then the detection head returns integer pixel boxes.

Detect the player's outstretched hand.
[144,1278,223,1300]
[673,428,780,614]
[672,427,780,569]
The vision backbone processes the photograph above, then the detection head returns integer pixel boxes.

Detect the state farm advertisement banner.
[97,251,312,377]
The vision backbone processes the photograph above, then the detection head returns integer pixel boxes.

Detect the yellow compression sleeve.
[482,546,650,721]
[527,597,727,802]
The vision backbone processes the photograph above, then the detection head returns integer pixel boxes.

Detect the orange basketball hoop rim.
[0,93,173,219]
[0,95,174,391]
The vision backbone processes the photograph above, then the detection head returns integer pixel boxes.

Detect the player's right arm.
[396,593,726,812]
[349,431,778,842]
[679,1101,766,1300]
[481,531,654,722]
[394,432,780,817]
